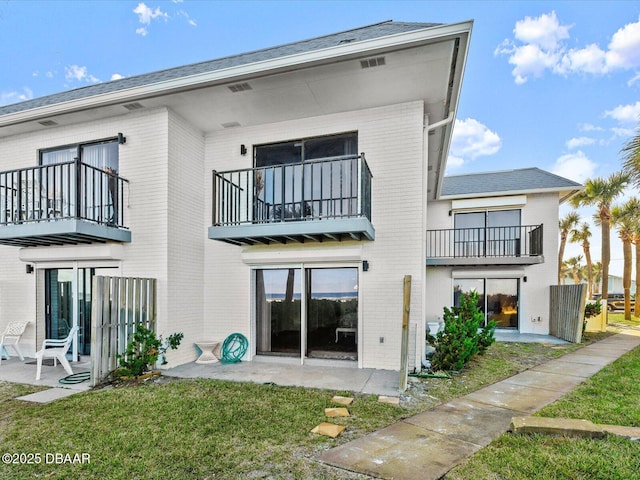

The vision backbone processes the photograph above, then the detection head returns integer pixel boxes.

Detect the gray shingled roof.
[0,20,439,117]
[441,167,583,197]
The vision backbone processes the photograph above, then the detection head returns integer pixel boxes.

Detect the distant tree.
[621,123,640,187]
[558,211,580,284]
[591,262,603,296]
[611,200,638,320]
[570,222,593,299]
[564,255,585,286]
[570,172,629,306]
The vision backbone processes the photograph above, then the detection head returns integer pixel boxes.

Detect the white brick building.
[6,20,578,375]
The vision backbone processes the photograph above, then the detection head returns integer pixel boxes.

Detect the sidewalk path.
[319,331,640,480]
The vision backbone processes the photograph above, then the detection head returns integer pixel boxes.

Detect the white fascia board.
[0,21,473,127]
[441,187,582,201]
[451,195,527,211]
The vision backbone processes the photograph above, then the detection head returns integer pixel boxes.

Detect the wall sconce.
[362,260,369,272]
[26,264,34,274]
[117,133,126,144]
[240,144,247,156]
[523,276,527,282]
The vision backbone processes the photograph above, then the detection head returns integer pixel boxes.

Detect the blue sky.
[0,0,638,276]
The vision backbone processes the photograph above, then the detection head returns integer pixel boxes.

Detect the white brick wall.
[203,102,426,370]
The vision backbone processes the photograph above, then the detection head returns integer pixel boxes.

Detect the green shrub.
[430,291,496,372]
[116,325,183,378]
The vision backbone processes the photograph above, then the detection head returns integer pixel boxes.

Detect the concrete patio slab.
[319,421,480,480]
[0,356,91,391]
[16,387,81,403]
[164,358,400,396]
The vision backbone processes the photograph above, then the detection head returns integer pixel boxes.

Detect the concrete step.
[510,416,640,441]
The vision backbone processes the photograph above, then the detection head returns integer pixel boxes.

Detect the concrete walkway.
[318,330,640,480]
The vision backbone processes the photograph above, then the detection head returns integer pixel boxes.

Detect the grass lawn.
[0,333,613,479]
[607,311,640,328]
[447,340,640,480]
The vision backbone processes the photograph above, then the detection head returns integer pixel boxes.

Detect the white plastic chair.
[35,326,78,380]
[0,321,29,365]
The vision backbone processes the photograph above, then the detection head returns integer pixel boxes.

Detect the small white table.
[195,341,221,364]
[335,328,357,344]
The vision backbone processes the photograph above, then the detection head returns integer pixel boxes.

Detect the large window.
[454,210,521,257]
[252,133,358,222]
[39,139,120,224]
[454,278,519,328]
[255,267,358,360]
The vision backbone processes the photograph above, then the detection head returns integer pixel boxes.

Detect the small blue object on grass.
[220,333,248,364]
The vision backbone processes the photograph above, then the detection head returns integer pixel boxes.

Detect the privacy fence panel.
[90,276,157,386]
[549,284,586,343]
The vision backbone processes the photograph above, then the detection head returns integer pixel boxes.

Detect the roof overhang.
[440,186,584,203]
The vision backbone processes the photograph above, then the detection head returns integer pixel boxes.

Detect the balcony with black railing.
[208,154,374,245]
[0,160,130,246]
[426,225,544,266]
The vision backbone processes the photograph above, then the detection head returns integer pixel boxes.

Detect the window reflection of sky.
[261,268,358,298]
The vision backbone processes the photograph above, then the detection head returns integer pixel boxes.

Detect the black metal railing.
[0,159,128,228]
[426,225,543,258]
[212,154,372,226]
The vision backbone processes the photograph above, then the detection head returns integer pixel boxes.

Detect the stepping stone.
[325,407,350,417]
[378,395,400,405]
[331,395,354,406]
[510,416,605,439]
[311,422,346,438]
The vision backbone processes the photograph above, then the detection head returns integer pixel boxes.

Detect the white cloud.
[133,3,168,25]
[497,12,640,83]
[110,73,125,81]
[513,11,571,50]
[566,136,596,149]
[606,16,640,70]
[579,123,604,132]
[0,87,33,106]
[448,118,502,169]
[446,155,465,170]
[604,100,640,123]
[551,150,597,183]
[136,27,148,36]
[628,72,640,86]
[178,10,197,27]
[65,65,100,83]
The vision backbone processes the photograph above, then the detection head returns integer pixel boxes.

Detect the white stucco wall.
[203,102,426,370]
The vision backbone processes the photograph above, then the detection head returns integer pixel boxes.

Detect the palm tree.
[569,222,593,299]
[570,172,629,306]
[611,201,637,320]
[618,197,640,317]
[563,255,585,286]
[558,211,580,284]
[622,123,640,187]
[591,261,603,296]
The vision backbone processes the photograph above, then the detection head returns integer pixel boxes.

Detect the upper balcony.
[426,225,544,266]
[208,154,374,246]
[0,160,130,247]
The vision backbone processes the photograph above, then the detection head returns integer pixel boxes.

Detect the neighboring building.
[0,20,473,372]
[426,168,582,335]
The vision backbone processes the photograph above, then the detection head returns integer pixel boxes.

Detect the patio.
[0,355,91,392]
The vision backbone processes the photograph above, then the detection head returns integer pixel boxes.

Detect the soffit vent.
[221,121,241,128]
[228,82,252,93]
[38,120,58,127]
[360,57,386,69]
[122,102,144,111]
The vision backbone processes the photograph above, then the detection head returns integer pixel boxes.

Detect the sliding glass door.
[255,266,358,361]
[453,278,519,328]
[45,268,95,356]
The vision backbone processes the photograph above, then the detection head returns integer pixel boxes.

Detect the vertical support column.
[399,275,411,392]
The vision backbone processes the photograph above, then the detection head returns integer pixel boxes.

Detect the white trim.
[19,244,125,263]
[442,188,577,201]
[452,268,526,279]
[241,246,363,265]
[451,195,527,211]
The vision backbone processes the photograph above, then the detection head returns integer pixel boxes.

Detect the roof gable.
[0,20,439,117]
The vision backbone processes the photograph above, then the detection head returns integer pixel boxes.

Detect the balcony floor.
[209,217,375,246]
[0,219,131,247]
[426,255,544,267]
